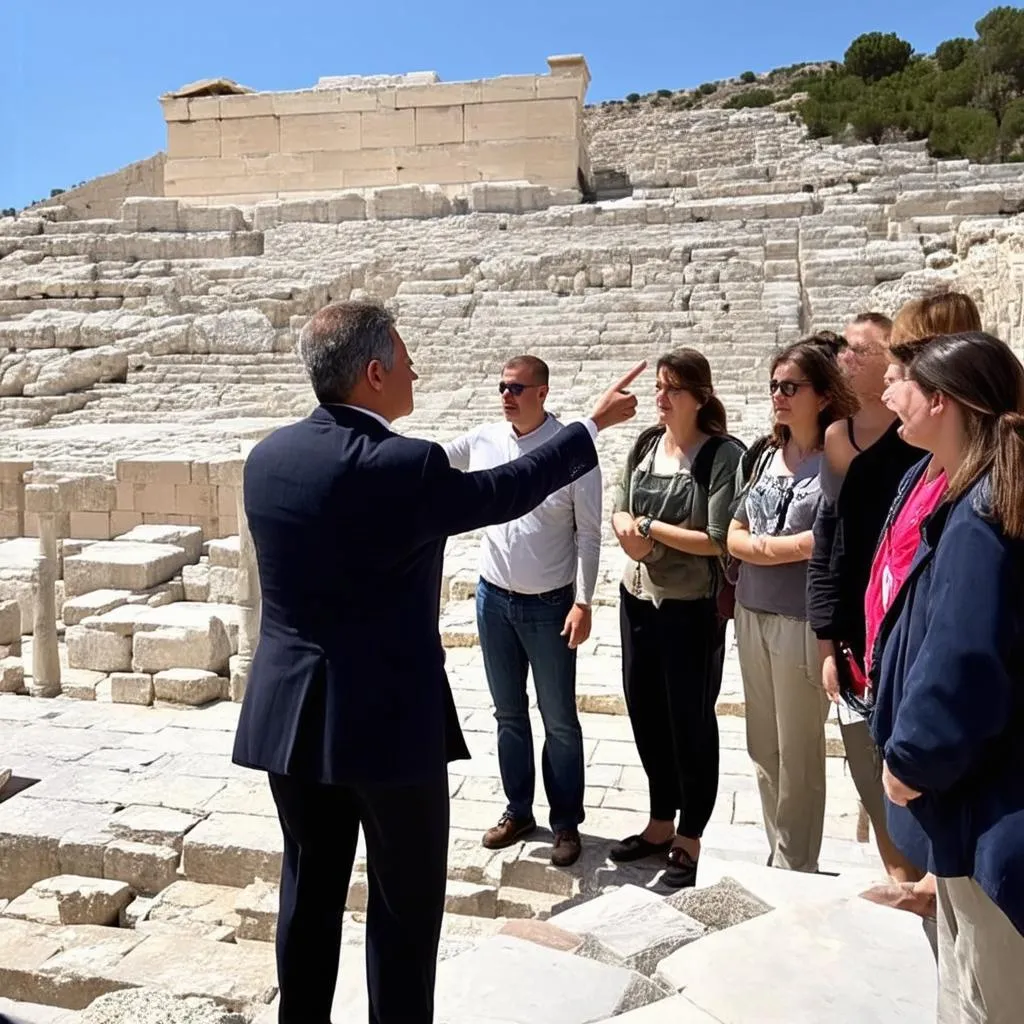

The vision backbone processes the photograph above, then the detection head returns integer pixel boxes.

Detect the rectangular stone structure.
[162,55,590,204]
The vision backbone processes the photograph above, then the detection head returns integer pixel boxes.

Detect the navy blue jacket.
[871,472,1024,935]
[232,405,598,786]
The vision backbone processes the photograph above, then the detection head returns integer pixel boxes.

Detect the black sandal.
[663,846,698,889]
[609,834,674,863]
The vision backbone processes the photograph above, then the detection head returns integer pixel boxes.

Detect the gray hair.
[298,301,396,404]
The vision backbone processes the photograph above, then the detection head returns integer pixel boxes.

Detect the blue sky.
[0,0,999,211]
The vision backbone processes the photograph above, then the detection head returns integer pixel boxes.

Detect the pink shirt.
[864,468,947,673]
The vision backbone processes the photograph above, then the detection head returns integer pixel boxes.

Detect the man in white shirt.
[444,355,602,867]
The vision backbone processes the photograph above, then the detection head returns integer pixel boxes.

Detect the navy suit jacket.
[232,404,598,787]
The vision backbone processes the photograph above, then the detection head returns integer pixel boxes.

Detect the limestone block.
[207,536,239,568]
[220,116,280,158]
[2,886,60,924]
[465,98,577,143]
[66,625,132,673]
[116,524,203,564]
[80,988,249,1024]
[327,192,367,221]
[168,120,223,162]
[207,566,239,604]
[191,309,276,355]
[153,668,226,706]
[0,656,24,693]
[109,806,201,853]
[0,798,117,900]
[435,935,664,1022]
[62,590,131,627]
[181,813,283,888]
[228,655,248,703]
[361,108,415,149]
[109,931,277,1011]
[279,111,360,153]
[0,598,20,644]
[29,875,133,926]
[367,185,452,220]
[468,181,554,214]
[654,897,936,1022]
[133,619,231,675]
[131,602,241,651]
[0,918,64,1001]
[664,877,773,932]
[63,542,188,598]
[146,880,242,939]
[23,346,129,399]
[182,563,211,602]
[415,106,464,146]
[235,879,278,942]
[103,839,180,896]
[66,513,111,540]
[121,197,180,233]
[110,672,154,706]
[177,205,247,232]
[593,995,724,1022]
[549,885,704,975]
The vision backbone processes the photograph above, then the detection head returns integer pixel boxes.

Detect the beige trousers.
[936,876,1024,1023]
[839,716,888,839]
[735,605,830,872]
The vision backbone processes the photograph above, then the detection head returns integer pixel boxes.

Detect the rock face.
[79,987,248,1024]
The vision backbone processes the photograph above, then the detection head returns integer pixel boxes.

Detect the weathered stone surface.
[133,620,231,675]
[665,877,773,932]
[66,626,131,672]
[498,917,583,953]
[181,813,282,888]
[0,996,80,1023]
[0,656,25,693]
[31,875,134,926]
[109,932,277,1010]
[655,897,936,1022]
[152,668,226,705]
[0,598,22,644]
[436,935,665,1022]
[235,879,277,942]
[80,987,248,1024]
[116,524,203,564]
[63,590,131,628]
[109,671,153,705]
[102,840,180,896]
[63,543,187,598]
[145,880,241,939]
[108,805,201,852]
[592,995,724,1022]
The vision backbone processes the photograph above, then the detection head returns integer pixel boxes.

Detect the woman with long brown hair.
[870,331,1024,1020]
[727,338,858,872]
[609,348,744,888]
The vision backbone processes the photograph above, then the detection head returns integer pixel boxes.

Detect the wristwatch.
[637,515,654,539]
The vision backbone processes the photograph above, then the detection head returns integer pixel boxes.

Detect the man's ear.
[538,384,549,403]
[366,359,386,392]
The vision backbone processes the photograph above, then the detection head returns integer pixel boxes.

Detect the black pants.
[268,770,449,1024]
[619,587,725,839]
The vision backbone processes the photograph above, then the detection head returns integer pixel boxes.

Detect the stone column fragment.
[24,484,62,697]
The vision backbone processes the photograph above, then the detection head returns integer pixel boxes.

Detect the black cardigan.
[807,420,922,660]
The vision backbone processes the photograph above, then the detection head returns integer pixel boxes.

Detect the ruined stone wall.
[162,56,591,206]
[30,155,166,221]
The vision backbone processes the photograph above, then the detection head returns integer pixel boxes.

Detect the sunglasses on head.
[769,379,812,398]
[498,382,541,397]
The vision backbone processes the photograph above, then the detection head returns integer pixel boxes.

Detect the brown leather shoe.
[482,812,537,850]
[551,829,582,867]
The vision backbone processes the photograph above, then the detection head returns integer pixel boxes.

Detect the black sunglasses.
[498,382,542,397]
[769,379,812,398]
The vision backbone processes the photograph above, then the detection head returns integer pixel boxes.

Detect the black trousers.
[268,770,449,1024]
[619,587,725,839]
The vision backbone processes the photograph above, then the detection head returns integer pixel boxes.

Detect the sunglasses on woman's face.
[498,381,541,397]
[769,379,812,398]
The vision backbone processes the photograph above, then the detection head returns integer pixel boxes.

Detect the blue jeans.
[476,578,585,832]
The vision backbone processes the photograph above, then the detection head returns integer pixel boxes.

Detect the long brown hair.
[769,337,859,447]
[908,331,1024,539]
[656,348,728,436]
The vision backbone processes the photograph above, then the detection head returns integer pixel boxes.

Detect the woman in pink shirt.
[861,292,983,922]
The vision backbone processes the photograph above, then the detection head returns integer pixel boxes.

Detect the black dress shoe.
[609,834,674,863]
[662,846,698,889]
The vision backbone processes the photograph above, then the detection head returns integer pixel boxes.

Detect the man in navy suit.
[233,300,643,1024]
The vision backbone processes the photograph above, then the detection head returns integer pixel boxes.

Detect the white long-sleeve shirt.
[443,414,602,604]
